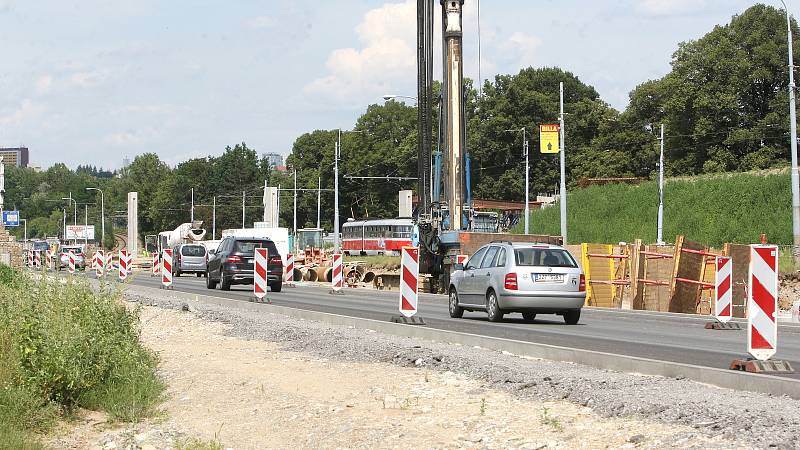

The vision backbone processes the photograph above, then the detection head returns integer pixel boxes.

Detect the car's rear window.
[234,240,278,256]
[514,248,578,268]
[181,245,206,257]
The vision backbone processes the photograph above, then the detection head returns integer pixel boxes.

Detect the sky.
[0,0,793,170]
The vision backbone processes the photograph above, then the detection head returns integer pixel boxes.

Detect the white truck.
[221,227,289,265]
[158,221,207,254]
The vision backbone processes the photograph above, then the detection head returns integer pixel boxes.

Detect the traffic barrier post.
[118,249,129,281]
[715,256,733,322]
[730,245,794,373]
[456,254,468,265]
[161,249,173,289]
[27,251,33,268]
[95,250,105,278]
[390,246,425,325]
[105,252,113,277]
[151,253,159,277]
[285,253,295,287]
[68,251,76,275]
[329,253,343,295]
[254,248,268,302]
[46,249,53,271]
[34,251,41,270]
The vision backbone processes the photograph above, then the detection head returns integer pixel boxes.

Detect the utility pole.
[293,169,298,252]
[335,130,341,252]
[84,204,88,247]
[521,129,530,234]
[559,82,567,244]
[657,124,665,245]
[781,0,800,264]
[191,188,194,223]
[212,196,216,240]
[242,190,246,228]
[317,176,321,229]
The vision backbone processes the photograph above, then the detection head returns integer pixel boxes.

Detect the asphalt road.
[126,274,800,380]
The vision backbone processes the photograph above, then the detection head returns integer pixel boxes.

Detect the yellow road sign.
[539,124,560,154]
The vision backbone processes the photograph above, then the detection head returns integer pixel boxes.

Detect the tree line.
[4,4,798,245]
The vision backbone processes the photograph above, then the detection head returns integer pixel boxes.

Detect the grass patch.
[517,170,793,247]
[343,255,400,270]
[175,437,224,450]
[0,266,164,444]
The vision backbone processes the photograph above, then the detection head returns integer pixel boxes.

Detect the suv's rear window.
[514,248,578,268]
[234,240,278,256]
[181,245,206,257]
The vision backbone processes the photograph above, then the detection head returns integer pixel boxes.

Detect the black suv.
[205,236,283,292]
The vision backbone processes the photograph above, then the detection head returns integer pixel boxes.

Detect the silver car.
[449,242,586,324]
[173,243,207,277]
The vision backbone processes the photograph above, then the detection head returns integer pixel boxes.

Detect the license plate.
[248,259,254,264]
[534,273,564,283]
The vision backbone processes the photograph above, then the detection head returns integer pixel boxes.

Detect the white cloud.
[0,99,46,127]
[636,0,706,17]
[35,75,53,95]
[499,32,542,70]
[303,0,418,105]
[247,15,275,29]
[103,128,158,146]
[69,69,110,88]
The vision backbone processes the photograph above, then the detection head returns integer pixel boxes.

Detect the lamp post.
[86,187,105,248]
[780,0,800,264]
[504,128,530,234]
[62,196,77,233]
[334,129,365,253]
[382,94,418,104]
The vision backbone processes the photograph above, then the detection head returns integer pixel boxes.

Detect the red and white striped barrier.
[151,253,159,277]
[456,254,468,265]
[34,251,41,269]
[68,251,76,274]
[105,252,112,277]
[748,245,778,361]
[95,250,105,277]
[46,249,53,271]
[285,253,295,286]
[714,256,733,323]
[27,251,33,268]
[254,247,268,300]
[118,249,129,281]
[161,249,173,288]
[399,247,419,317]
[330,253,343,293]
[90,252,97,272]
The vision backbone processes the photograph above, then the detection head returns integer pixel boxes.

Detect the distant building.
[0,147,29,167]
[263,152,283,168]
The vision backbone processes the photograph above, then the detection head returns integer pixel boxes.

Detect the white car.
[448,242,586,324]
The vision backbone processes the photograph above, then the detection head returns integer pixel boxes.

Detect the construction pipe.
[292,268,303,282]
[323,268,333,283]
[362,271,376,284]
[302,268,318,282]
[315,266,329,283]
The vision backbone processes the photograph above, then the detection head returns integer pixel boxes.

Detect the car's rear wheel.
[197,273,202,278]
[448,288,464,318]
[270,282,282,293]
[564,309,581,325]
[205,271,217,289]
[486,290,504,322]
[220,273,231,291]
[522,311,537,322]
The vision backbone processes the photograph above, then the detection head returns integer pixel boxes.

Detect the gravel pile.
[126,289,800,449]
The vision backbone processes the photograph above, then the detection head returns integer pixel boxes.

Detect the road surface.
[126,274,800,380]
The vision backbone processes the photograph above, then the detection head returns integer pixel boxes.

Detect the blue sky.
[0,0,791,169]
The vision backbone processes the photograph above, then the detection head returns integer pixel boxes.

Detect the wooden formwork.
[634,244,674,311]
[581,243,631,308]
[724,243,751,318]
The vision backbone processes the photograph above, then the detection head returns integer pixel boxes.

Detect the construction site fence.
[573,237,794,317]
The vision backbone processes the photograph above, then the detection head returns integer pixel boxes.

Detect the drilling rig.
[415,0,561,292]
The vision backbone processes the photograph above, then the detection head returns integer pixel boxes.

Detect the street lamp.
[334,129,365,253]
[61,196,77,226]
[504,128,530,235]
[382,94,418,104]
[86,187,105,249]
[780,0,800,264]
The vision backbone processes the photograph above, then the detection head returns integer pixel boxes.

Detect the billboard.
[2,210,20,227]
[65,225,95,241]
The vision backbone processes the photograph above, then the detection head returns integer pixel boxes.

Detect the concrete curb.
[127,283,800,400]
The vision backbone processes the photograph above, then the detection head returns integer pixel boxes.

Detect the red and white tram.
[342,218,414,256]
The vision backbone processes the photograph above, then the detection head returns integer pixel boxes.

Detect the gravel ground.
[125,286,800,449]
